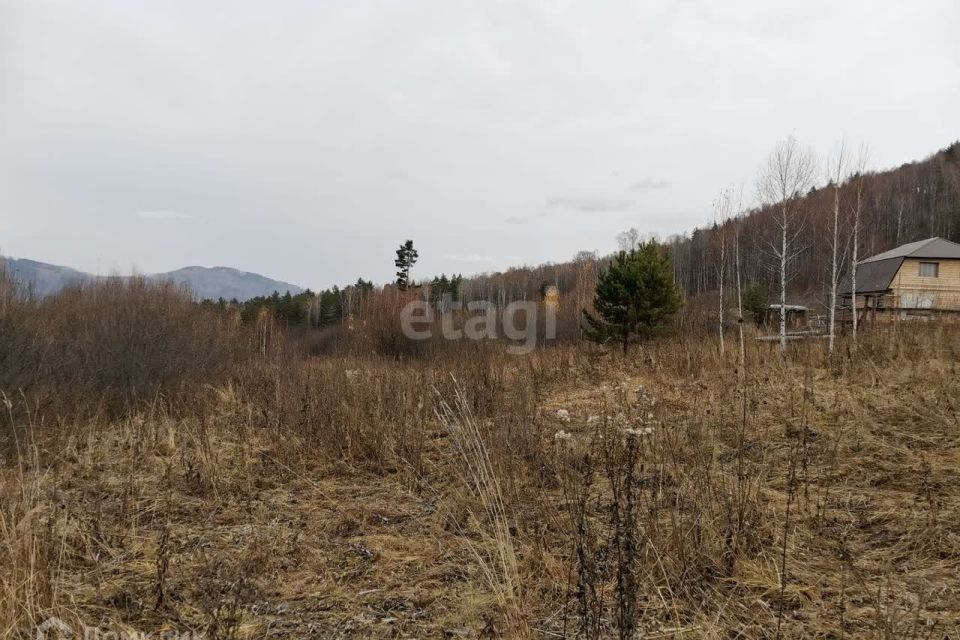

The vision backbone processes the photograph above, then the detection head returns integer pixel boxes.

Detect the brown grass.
[2,279,959,638]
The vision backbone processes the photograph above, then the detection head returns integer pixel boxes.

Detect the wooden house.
[841,237,960,321]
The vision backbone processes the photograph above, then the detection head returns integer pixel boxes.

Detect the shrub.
[0,275,248,418]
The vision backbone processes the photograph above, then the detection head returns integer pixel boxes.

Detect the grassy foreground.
[2,311,959,638]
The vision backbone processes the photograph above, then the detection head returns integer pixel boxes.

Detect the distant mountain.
[0,257,94,296]
[1,257,305,301]
[149,266,304,301]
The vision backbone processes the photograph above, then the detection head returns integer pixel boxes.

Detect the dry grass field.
[2,280,960,639]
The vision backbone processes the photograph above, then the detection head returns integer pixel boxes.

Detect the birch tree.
[826,141,850,355]
[734,224,745,369]
[713,189,735,356]
[617,227,640,252]
[733,187,746,370]
[757,136,817,358]
[849,145,870,347]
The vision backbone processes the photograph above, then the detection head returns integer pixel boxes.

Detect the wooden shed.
[841,237,960,321]
[763,304,809,330]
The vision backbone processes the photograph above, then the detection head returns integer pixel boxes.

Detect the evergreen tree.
[429,274,450,307]
[741,283,768,327]
[319,288,341,325]
[427,273,463,309]
[449,274,462,301]
[394,240,419,290]
[583,240,682,353]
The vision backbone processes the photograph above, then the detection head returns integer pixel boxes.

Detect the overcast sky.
[1,1,958,289]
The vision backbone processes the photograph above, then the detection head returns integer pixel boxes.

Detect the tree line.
[669,141,960,302]
[200,279,374,328]
[205,139,960,353]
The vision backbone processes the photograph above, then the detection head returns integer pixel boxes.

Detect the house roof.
[843,257,904,295]
[842,237,960,295]
[860,237,960,264]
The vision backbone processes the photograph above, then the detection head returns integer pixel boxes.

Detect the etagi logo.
[36,617,203,640]
[400,294,557,355]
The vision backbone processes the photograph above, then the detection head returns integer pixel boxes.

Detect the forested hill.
[249,139,960,327]
[669,141,960,304]
[442,141,960,312]
[145,141,960,336]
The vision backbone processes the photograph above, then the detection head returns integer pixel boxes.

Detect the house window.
[919,262,939,277]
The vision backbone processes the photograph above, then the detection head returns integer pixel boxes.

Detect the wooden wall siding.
[890,258,960,310]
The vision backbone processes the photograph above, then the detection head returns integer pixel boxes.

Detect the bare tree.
[849,145,870,347]
[617,227,641,252]
[573,250,598,340]
[713,189,735,356]
[733,186,746,370]
[757,136,817,358]
[895,195,905,245]
[826,141,850,355]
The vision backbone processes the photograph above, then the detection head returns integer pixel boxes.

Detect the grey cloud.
[504,212,546,224]
[548,196,634,214]
[1,1,957,287]
[442,253,496,263]
[136,210,200,221]
[629,178,672,192]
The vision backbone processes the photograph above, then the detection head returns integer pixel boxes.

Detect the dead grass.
[2,290,960,638]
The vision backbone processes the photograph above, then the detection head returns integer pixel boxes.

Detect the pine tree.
[430,274,450,307]
[395,240,419,290]
[319,289,340,325]
[741,283,768,327]
[583,241,682,353]
[449,274,462,301]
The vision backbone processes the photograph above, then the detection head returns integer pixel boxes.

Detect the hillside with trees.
[400,141,960,322]
[669,141,960,305]
[431,139,960,330]
[213,141,960,347]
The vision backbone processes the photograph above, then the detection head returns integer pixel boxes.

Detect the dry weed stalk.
[435,379,528,637]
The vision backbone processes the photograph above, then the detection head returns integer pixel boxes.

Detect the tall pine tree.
[583,240,682,353]
[395,240,419,290]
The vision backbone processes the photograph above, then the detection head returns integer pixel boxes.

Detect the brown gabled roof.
[842,237,960,296]
[843,257,903,294]
[860,237,960,264]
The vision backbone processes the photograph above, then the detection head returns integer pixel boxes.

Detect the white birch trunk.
[828,180,840,354]
[718,235,725,356]
[851,196,859,344]
[736,230,745,370]
[780,204,788,358]
[896,203,903,245]
[851,147,868,347]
